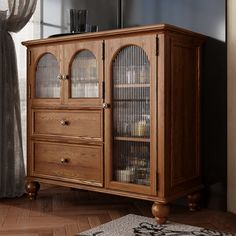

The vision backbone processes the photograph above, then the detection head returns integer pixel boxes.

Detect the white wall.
[227,0,236,214]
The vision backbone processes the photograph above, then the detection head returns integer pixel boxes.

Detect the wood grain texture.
[32,141,103,186]
[0,186,236,236]
[152,202,170,224]
[33,109,102,140]
[63,39,103,107]
[164,32,203,198]
[22,24,206,47]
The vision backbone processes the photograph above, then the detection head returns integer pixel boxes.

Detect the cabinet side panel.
[168,35,201,195]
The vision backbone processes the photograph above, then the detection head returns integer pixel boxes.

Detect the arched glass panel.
[112,45,150,186]
[71,50,98,98]
[35,53,60,98]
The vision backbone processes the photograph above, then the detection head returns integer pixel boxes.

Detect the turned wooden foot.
[25,181,40,200]
[187,191,201,211]
[152,202,170,224]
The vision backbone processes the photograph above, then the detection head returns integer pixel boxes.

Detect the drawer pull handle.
[60,120,69,126]
[60,158,68,164]
[57,74,68,80]
[102,103,110,109]
[62,74,68,80]
[57,74,63,80]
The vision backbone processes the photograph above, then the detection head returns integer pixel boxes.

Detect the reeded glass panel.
[71,50,98,98]
[112,45,150,186]
[36,53,60,98]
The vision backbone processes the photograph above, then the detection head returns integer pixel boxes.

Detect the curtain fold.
[0,0,37,198]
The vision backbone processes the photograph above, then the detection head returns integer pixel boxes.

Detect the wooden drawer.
[32,110,102,140]
[32,141,103,186]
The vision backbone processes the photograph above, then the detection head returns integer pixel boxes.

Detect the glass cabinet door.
[35,53,60,98]
[70,50,99,98]
[112,45,150,186]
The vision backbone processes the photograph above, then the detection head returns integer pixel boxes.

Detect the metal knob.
[57,74,63,80]
[60,158,68,164]
[102,103,110,109]
[60,120,69,126]
[62,74,68,80]
[57,74,68,80]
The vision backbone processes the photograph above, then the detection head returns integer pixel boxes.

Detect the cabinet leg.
[187,191,201,211]
[151,202,170,224]
[25,181,40,200]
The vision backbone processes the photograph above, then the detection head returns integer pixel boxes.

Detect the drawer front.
[32,141,103,186]
[33,110,102,139]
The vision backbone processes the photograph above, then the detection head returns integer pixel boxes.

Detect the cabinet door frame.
[28,45,63,107]
[104,34,157,196]
[63,39,104,108]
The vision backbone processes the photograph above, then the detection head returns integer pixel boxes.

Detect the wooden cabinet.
[23,24,205,224]
[29,40,103,106]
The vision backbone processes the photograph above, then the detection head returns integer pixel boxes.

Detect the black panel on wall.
[123,0,225,41]
[42,0,225,41]
[41,0,119,38]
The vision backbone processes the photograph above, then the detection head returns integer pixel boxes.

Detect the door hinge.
[102,41,105,60]
[102,81,105,99]
[28,84,31,99]
[28,50,31,65]
[156,37,159,56]
[156,172,159,191]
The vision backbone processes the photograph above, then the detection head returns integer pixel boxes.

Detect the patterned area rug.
[77,214,235,236]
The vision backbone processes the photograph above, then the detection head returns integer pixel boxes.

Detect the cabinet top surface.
[22,23,206,47]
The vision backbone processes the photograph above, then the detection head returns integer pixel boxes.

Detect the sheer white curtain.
[0,0,37,198]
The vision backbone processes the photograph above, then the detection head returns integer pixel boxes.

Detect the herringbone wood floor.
[0,185,236,236]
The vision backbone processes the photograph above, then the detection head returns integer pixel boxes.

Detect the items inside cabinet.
[70,49,99,98]
[112,44,151,186]
[113,140,150,186]
[35,53,60,98]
